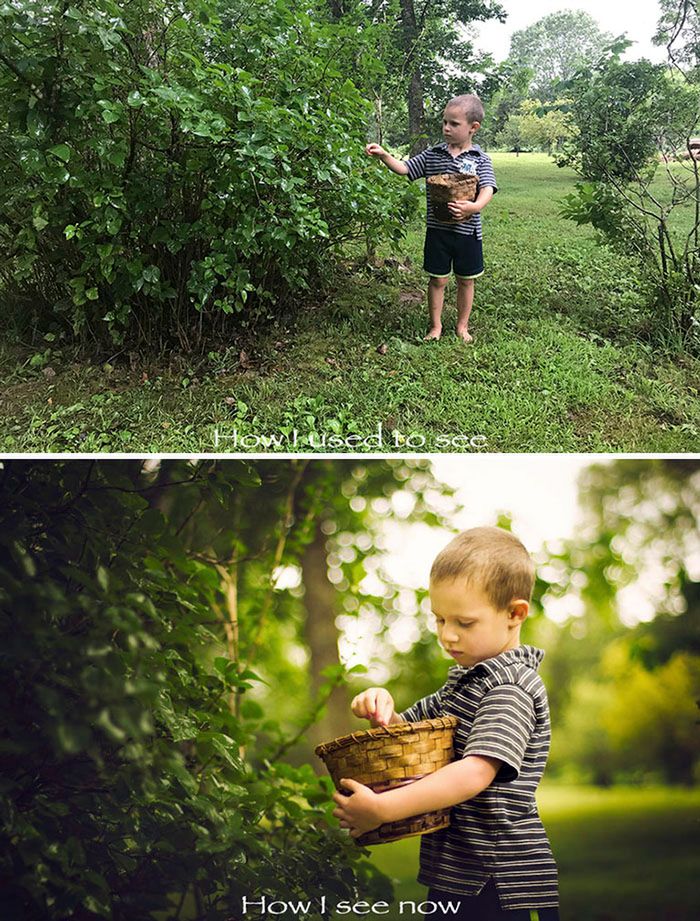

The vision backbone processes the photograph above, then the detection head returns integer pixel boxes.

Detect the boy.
[332,527,559,921]
[365,95,497,343]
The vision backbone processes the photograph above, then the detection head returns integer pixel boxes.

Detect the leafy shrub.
[554,46,683,182]
[555,43,700,350]
[0,461,390,919]
[0,0,418,347]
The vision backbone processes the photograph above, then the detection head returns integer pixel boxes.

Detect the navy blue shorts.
[423,228,484,279]
[426,881,560,921]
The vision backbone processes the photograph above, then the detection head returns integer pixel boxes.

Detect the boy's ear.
[508,599,529,625]
[471,121,481,134]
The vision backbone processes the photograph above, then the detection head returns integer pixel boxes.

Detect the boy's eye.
[434,618,472,628]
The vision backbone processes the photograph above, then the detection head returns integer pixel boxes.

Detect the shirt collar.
[434,141,482,157]
[448,645,545,680]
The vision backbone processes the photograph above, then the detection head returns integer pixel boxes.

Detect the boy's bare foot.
[424,326,442,341]
[456,327,473,343]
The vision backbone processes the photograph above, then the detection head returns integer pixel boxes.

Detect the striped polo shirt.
[403,143,498,239]
[398,645,559,911]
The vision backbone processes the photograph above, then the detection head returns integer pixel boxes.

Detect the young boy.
[365,95,497,343]
[332,527,559,921]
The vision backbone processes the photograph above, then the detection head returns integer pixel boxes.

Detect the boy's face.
[442,106,480,147]
[429,578,527,668]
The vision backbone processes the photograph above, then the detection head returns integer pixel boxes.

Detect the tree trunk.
[301,522,350,759]
[407,69,427,154]
[399,0,427,154]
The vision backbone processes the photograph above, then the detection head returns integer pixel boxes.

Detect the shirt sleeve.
[477,154,498,193]
[403,149,428,181]
[462,684,535,782]
[398,687,443,722]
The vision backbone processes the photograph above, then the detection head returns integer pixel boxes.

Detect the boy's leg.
[427,275,450,340]
[455,277,475,342]
[423,228,452,340]
[427,883,560,921]
[427,881,501,921]
[453,232,484,343]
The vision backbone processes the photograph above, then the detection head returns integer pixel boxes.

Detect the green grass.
[2,154,699,452]
[354,784,700,921]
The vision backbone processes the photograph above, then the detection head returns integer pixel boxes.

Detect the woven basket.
[315,716,458,846]
[427,173,478,223]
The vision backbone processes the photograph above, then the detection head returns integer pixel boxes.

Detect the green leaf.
[96,565,109,591]
[213,656,234,678]
[56,722,90,754]
[94,708,127,742]
[241,700,264,719]
[48,143,71,162]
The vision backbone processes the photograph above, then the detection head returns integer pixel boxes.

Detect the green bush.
[0,0,418,347]
[555,43,700,349]
[0,461,390,919]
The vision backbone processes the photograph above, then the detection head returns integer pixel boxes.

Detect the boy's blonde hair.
[430,527,534,610]
[446,94,484,125]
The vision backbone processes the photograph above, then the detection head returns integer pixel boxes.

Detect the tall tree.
[654,0,700,75]
[294,459,460,751]
[322,0,505,152]
[509,10,614,100]
[395,0,506,152]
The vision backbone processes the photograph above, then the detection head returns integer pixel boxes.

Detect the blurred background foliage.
[0,458,698,919]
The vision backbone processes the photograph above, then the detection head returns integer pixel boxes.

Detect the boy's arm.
[446,185,494,220]
[332,755,500,836]
[334,684,537,836]
[447,152,498,219]
[474,185,495,211]
[366,143,409,176]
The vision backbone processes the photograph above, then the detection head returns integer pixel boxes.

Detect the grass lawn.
[353,785,700,921]
[2,154,699,453]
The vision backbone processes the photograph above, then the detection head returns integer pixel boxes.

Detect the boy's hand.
[351,687,396,726]
[365,143,387,159]
[332,778,385,837]
[447,200,479,220]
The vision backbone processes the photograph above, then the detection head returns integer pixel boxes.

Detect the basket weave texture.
[315,716,458,846]
[427,173,478,223]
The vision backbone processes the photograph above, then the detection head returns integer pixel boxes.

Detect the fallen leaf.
[239,349,253,369]
[376,343,388,355]
[224,396,237,405]
[42,366,56,379]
